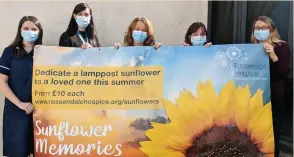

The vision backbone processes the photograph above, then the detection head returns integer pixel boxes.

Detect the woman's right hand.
[17,102,34,114]
[114,42,120,49]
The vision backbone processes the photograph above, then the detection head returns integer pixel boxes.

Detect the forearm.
[269,53,278,62]
[0,81,21,107]
[271,43,291,79]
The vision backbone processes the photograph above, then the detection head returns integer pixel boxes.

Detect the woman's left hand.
[264,43,278,62]
[34,45,41,49]
[81,43,92,49]
[264,43,274,54]
[86,43,92,48]
[154,42,162,50]
[205,42,212,47]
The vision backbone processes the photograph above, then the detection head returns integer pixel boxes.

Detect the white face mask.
[191,36,207,46]
[21,30,39,43]
[132,30,148,43]
[75,16,91,28]
[254,29,270,41]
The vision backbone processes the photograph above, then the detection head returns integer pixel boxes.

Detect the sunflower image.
[139,81,274,157]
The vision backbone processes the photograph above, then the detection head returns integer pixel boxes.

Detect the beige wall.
[0,0,208,50]
[0,0,208,153]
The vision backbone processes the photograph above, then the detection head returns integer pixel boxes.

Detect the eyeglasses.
[191,33,205,37]
[254,26,269,30]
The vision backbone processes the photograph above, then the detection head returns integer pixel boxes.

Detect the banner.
[33,45,274,157]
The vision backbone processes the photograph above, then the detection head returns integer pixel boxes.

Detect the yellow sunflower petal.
[197,80,216,107]
[247,102,273,144]
[146,122,192,151]
[175,90,213,136]
[145,123,172,143]
[139,141,165,150]
[161,151,185,157]
[262,126,274,144]
[139,141,186,157]
[213,81,235,126]
[258,135,274,153]
[234,85,250,133]
[165,136,191,151]
[176,90,197,110]
[139,146,173,157]
[146,122,188,144]
[257,125,274,153]
[183,89,196,99]
[163,99,194,132]
[163,99,185,124]
[249,89,264,117]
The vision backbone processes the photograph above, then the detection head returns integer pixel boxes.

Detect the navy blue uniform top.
[0,47,34,157]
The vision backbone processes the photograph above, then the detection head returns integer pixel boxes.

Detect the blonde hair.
[124,17,155,46]
[250,16,282,45]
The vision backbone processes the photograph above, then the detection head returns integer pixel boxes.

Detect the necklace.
[77,31,89,43]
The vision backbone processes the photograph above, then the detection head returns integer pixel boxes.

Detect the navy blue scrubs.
[0,47,34,157]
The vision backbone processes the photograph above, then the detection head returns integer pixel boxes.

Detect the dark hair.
[124,17,155,46]
[65,3,100,47]
[184,22,207,46]
[9,16,43,57]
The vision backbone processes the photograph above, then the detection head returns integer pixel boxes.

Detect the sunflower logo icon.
[215,51,227,67]
[226,47,242,60]
[139,81,274,157]
[215,47,245,76]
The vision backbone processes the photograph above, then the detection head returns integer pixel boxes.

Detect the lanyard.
[77,31,88,43]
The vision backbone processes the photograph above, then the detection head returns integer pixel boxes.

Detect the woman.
[0,16,43,157]
[251,16,290,157]
[183,22,212,47]
[59,3,100,48]
[115,17,161,49]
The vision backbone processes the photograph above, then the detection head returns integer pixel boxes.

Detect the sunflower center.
[185,126,264,157]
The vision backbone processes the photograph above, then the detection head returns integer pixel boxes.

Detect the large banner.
[33,45,274,157]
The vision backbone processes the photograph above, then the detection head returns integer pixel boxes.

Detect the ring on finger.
[27,105,33,112]
[26,107,31,113]
[30,105,34,111]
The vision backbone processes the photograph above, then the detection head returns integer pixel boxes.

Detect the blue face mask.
[191,36,207,46]
[254,29,270,41]
[75,16,91,28]
[132,30,148,43]
[21,30,39,43]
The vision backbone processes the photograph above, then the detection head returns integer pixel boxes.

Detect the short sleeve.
[0,47,13,76]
